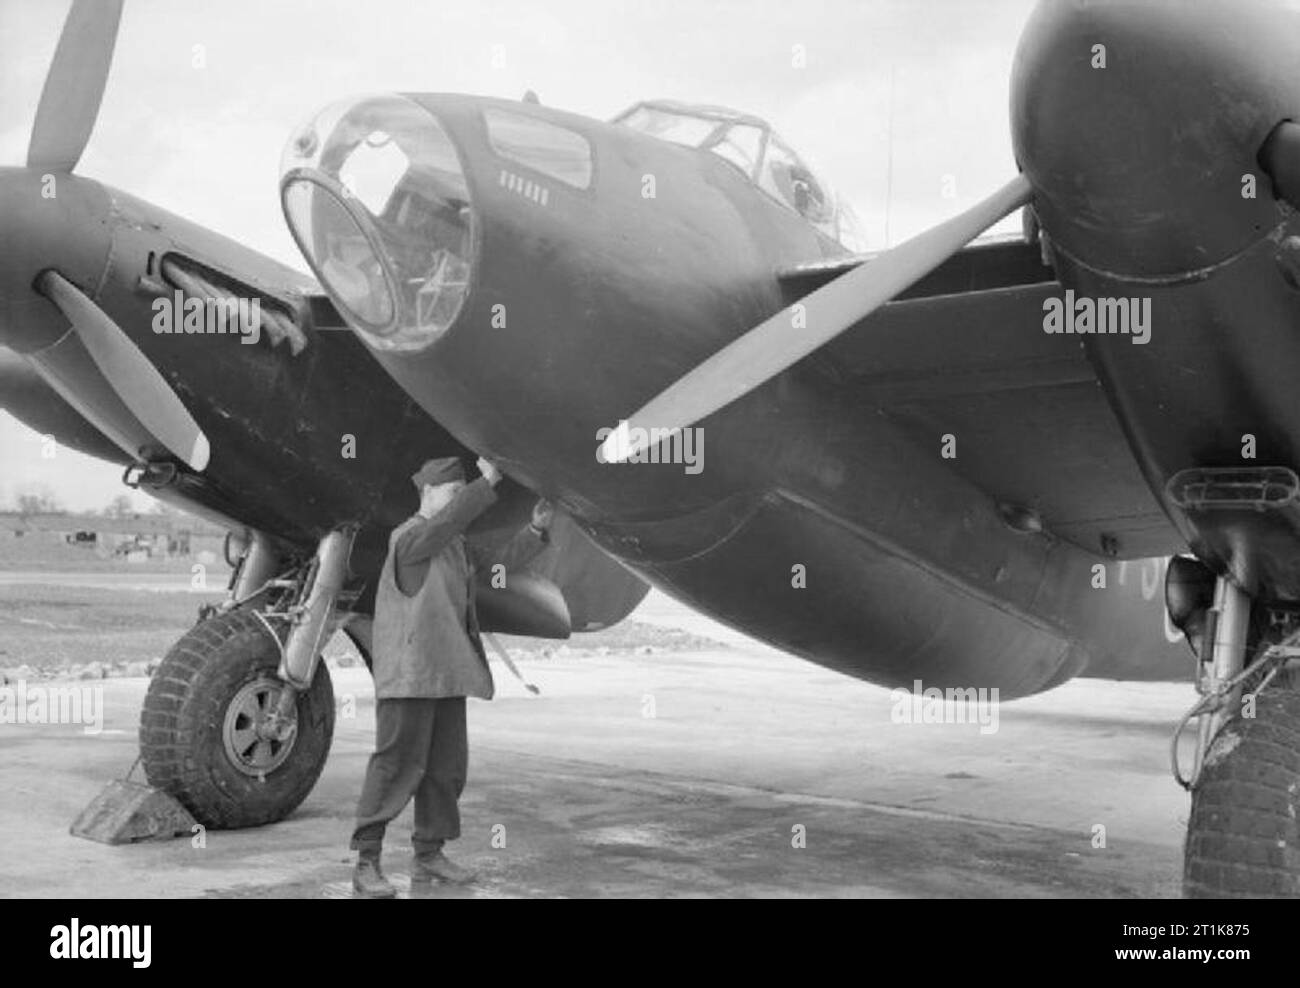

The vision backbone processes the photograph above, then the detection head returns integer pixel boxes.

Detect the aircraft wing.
[780,238,1181,560]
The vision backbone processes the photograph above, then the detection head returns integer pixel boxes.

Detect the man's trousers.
[350,696,468,856]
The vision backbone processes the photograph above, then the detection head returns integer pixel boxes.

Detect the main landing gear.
[1169,558,1300,896]
[138,527,358,828]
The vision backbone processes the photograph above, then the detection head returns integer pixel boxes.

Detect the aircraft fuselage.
[296,94,1189,696]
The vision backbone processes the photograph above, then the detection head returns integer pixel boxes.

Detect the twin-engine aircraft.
[3,0,1299,897]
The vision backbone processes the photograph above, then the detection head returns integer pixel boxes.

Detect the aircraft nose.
[0,167,113,353]
[1010,0,1300,278]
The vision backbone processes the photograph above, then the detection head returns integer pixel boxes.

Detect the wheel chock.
[70,779,198,845]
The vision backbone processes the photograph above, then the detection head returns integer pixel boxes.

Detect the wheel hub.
[222,675,298,777]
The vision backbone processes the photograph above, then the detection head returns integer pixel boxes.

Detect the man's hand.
[530,499,555,533]
[476,457,502,486]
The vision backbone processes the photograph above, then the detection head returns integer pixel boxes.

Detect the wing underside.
[780,239,1181,560]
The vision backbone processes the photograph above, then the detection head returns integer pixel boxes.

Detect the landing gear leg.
[137,526,356,829]
[1192,577,1251,781]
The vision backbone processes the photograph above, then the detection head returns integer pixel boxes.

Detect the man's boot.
[412,849,476,885]
[352,848,397,898]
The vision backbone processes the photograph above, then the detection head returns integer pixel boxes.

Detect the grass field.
[0,580,719,679]
[0,583,225,674]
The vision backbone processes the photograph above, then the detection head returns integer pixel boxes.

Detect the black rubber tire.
[139,609,334,829]
[1184,674,1300,897]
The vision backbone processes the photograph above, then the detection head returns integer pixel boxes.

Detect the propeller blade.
[26,0,125,172]
[24,331,164,466]
[37,270,210,471]
[600,173,1033,463]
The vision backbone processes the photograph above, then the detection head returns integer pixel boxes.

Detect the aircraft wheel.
[139,609,335,829]
[1184,672,1300,897]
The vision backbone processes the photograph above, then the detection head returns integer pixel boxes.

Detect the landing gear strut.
[138,526,356,829]
[1172,575,1250,790]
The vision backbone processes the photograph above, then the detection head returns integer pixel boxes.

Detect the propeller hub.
[0,167,113,353]
[1011,0,1300,278]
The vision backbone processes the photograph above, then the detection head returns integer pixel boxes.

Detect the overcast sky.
[0,0,1037,512]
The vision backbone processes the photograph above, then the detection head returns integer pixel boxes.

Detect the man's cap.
[411,457,465,490]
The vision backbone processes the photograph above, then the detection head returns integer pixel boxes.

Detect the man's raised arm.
[395,478,498,569]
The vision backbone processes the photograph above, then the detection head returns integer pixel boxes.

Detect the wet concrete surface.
[0,587,1192,898]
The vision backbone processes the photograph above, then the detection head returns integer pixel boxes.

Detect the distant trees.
[4,488,195,521]
[102,494,136,519]
[13,486,62,515]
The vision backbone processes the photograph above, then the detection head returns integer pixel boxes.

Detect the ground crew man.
[351,454,552,897]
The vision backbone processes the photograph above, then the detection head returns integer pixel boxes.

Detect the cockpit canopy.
[612,100,867,252]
